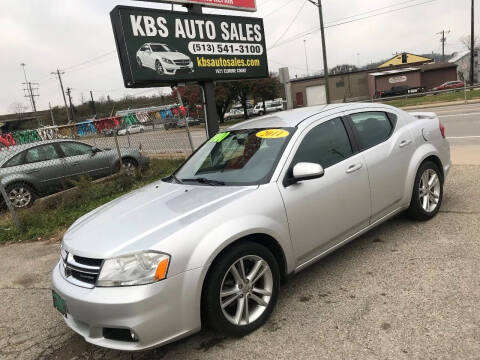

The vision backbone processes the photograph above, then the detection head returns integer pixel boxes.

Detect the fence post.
[0,180,20,228]
[465,82,468,104]
[176,88,195,153]
[113,129,124,172]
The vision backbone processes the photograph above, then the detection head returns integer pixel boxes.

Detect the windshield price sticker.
[209,132,231,143]
[256,129,289,139]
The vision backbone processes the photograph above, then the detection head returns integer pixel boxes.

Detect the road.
[1,102,480,360]
[82,103,480,158]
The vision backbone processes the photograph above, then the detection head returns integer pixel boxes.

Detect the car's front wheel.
[203,241,280,336]
[407,161,443,221]
[5,183,36,209]
[155,60,164,75]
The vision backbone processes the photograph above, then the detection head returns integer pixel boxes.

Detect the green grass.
[0,158,184,244]
[384,89,480,108]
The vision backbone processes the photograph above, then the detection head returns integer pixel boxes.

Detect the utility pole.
[51,69,71,123]
[66,88,74,122]
[307,0,330,104]
[471,0,475,85]
[188,4,219,138]
[90,91,97,117]
[20,63,34,111]
[303,39,310,76]
[437,30,450,61]
[49,102,55,126]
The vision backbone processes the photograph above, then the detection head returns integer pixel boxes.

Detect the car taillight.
[439,122,446,139]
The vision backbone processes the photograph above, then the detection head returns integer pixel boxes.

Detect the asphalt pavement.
[1,103,480,360]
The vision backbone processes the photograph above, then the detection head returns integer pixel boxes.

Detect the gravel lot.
[1,163,479,360]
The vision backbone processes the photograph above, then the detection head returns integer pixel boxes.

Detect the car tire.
[155,60,164,75]
[259,111,265,116]
[4,183,36,209]
[203,241,280,337]
[407,161,443,221]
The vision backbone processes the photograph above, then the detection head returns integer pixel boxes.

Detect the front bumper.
[164,64,194,75]
[52,262,203,351]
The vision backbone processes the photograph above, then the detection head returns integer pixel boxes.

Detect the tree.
[232,80,254,120]
[460,35,479,51]
[171,85,201,117]
[215,82,236,123]
[251,74,282,112]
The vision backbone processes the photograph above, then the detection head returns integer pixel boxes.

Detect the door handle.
[346,164,363,174]
[26,169,40,174]
[72,162,80,166]
[399,139,412,148]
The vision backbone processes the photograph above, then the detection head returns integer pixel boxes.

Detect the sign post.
[111,1,267,139]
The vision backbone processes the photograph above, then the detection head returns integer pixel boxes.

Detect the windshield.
[172,128,295,186]
[151,44,174,52]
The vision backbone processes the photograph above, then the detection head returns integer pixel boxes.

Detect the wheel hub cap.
[419,169,441,213]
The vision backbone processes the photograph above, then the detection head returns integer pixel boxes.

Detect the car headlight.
[162,57,174,64]
[97,251,170,287]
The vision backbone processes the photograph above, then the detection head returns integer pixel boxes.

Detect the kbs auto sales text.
[130,15,263,42]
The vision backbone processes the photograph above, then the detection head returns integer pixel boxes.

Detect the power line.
[64,50,116,71]
[270,0,308,48]
[269,0,441,50]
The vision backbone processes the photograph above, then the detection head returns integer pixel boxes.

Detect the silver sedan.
[52,103,450,351]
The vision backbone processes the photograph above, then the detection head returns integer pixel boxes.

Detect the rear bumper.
[51,262,203,351]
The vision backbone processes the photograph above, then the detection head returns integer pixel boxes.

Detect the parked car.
[177,117,200,128]
[253,100,284,116]
[225,108,244,121]
[433,81,465,91]
[0,140,149,209]
[51,103,450,351]
[136,43,194,75]
[118,125,145,136]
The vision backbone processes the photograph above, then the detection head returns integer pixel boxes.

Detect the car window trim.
[282,116,356,187]
[2,151,26,168]
[344,111,396,152]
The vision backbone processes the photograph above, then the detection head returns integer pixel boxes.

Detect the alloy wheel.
[220,255,273,326]
[419,169,441,213]
[8,186,32,208]
[156,61,164,75]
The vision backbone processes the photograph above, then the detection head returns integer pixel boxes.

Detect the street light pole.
[308,0,330,104]
[303,39,310,76]
[470,0,475,85]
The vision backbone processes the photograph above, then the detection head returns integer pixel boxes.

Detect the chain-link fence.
[0,104,208,224]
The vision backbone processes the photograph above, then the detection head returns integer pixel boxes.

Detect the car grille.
[174,59,190,66]
[62,252,103,288]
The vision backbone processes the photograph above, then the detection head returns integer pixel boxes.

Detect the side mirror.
[292,162,324,182]
[91,147,101,156]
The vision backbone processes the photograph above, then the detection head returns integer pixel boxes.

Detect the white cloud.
[0,0,475,114]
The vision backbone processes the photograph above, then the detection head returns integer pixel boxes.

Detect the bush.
[0,158,184,244]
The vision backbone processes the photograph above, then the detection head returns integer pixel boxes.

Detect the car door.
[345,109,415,222]
[278,116,371,265]
[23,144,66,193]
[58,141,111,180]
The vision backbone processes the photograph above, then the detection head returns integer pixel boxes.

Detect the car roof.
[0,139,78,164]
[228,103,397,130]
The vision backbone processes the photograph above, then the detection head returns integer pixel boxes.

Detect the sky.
[0,0,475,115]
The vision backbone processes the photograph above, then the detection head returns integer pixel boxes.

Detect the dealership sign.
[111,6,268,87]
[135,0,257,12]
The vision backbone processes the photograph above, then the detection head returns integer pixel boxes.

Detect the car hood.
[155,52,190,61]
[62,181,255,258]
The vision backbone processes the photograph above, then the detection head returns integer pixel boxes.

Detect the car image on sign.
[136,43,193,75]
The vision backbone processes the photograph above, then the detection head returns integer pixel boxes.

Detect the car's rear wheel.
[5,183,36,209]
[155,60,164,75]
[407,161,443,221]
[203,241,280,337]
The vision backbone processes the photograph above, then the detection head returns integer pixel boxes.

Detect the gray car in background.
[0,140,149,209]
